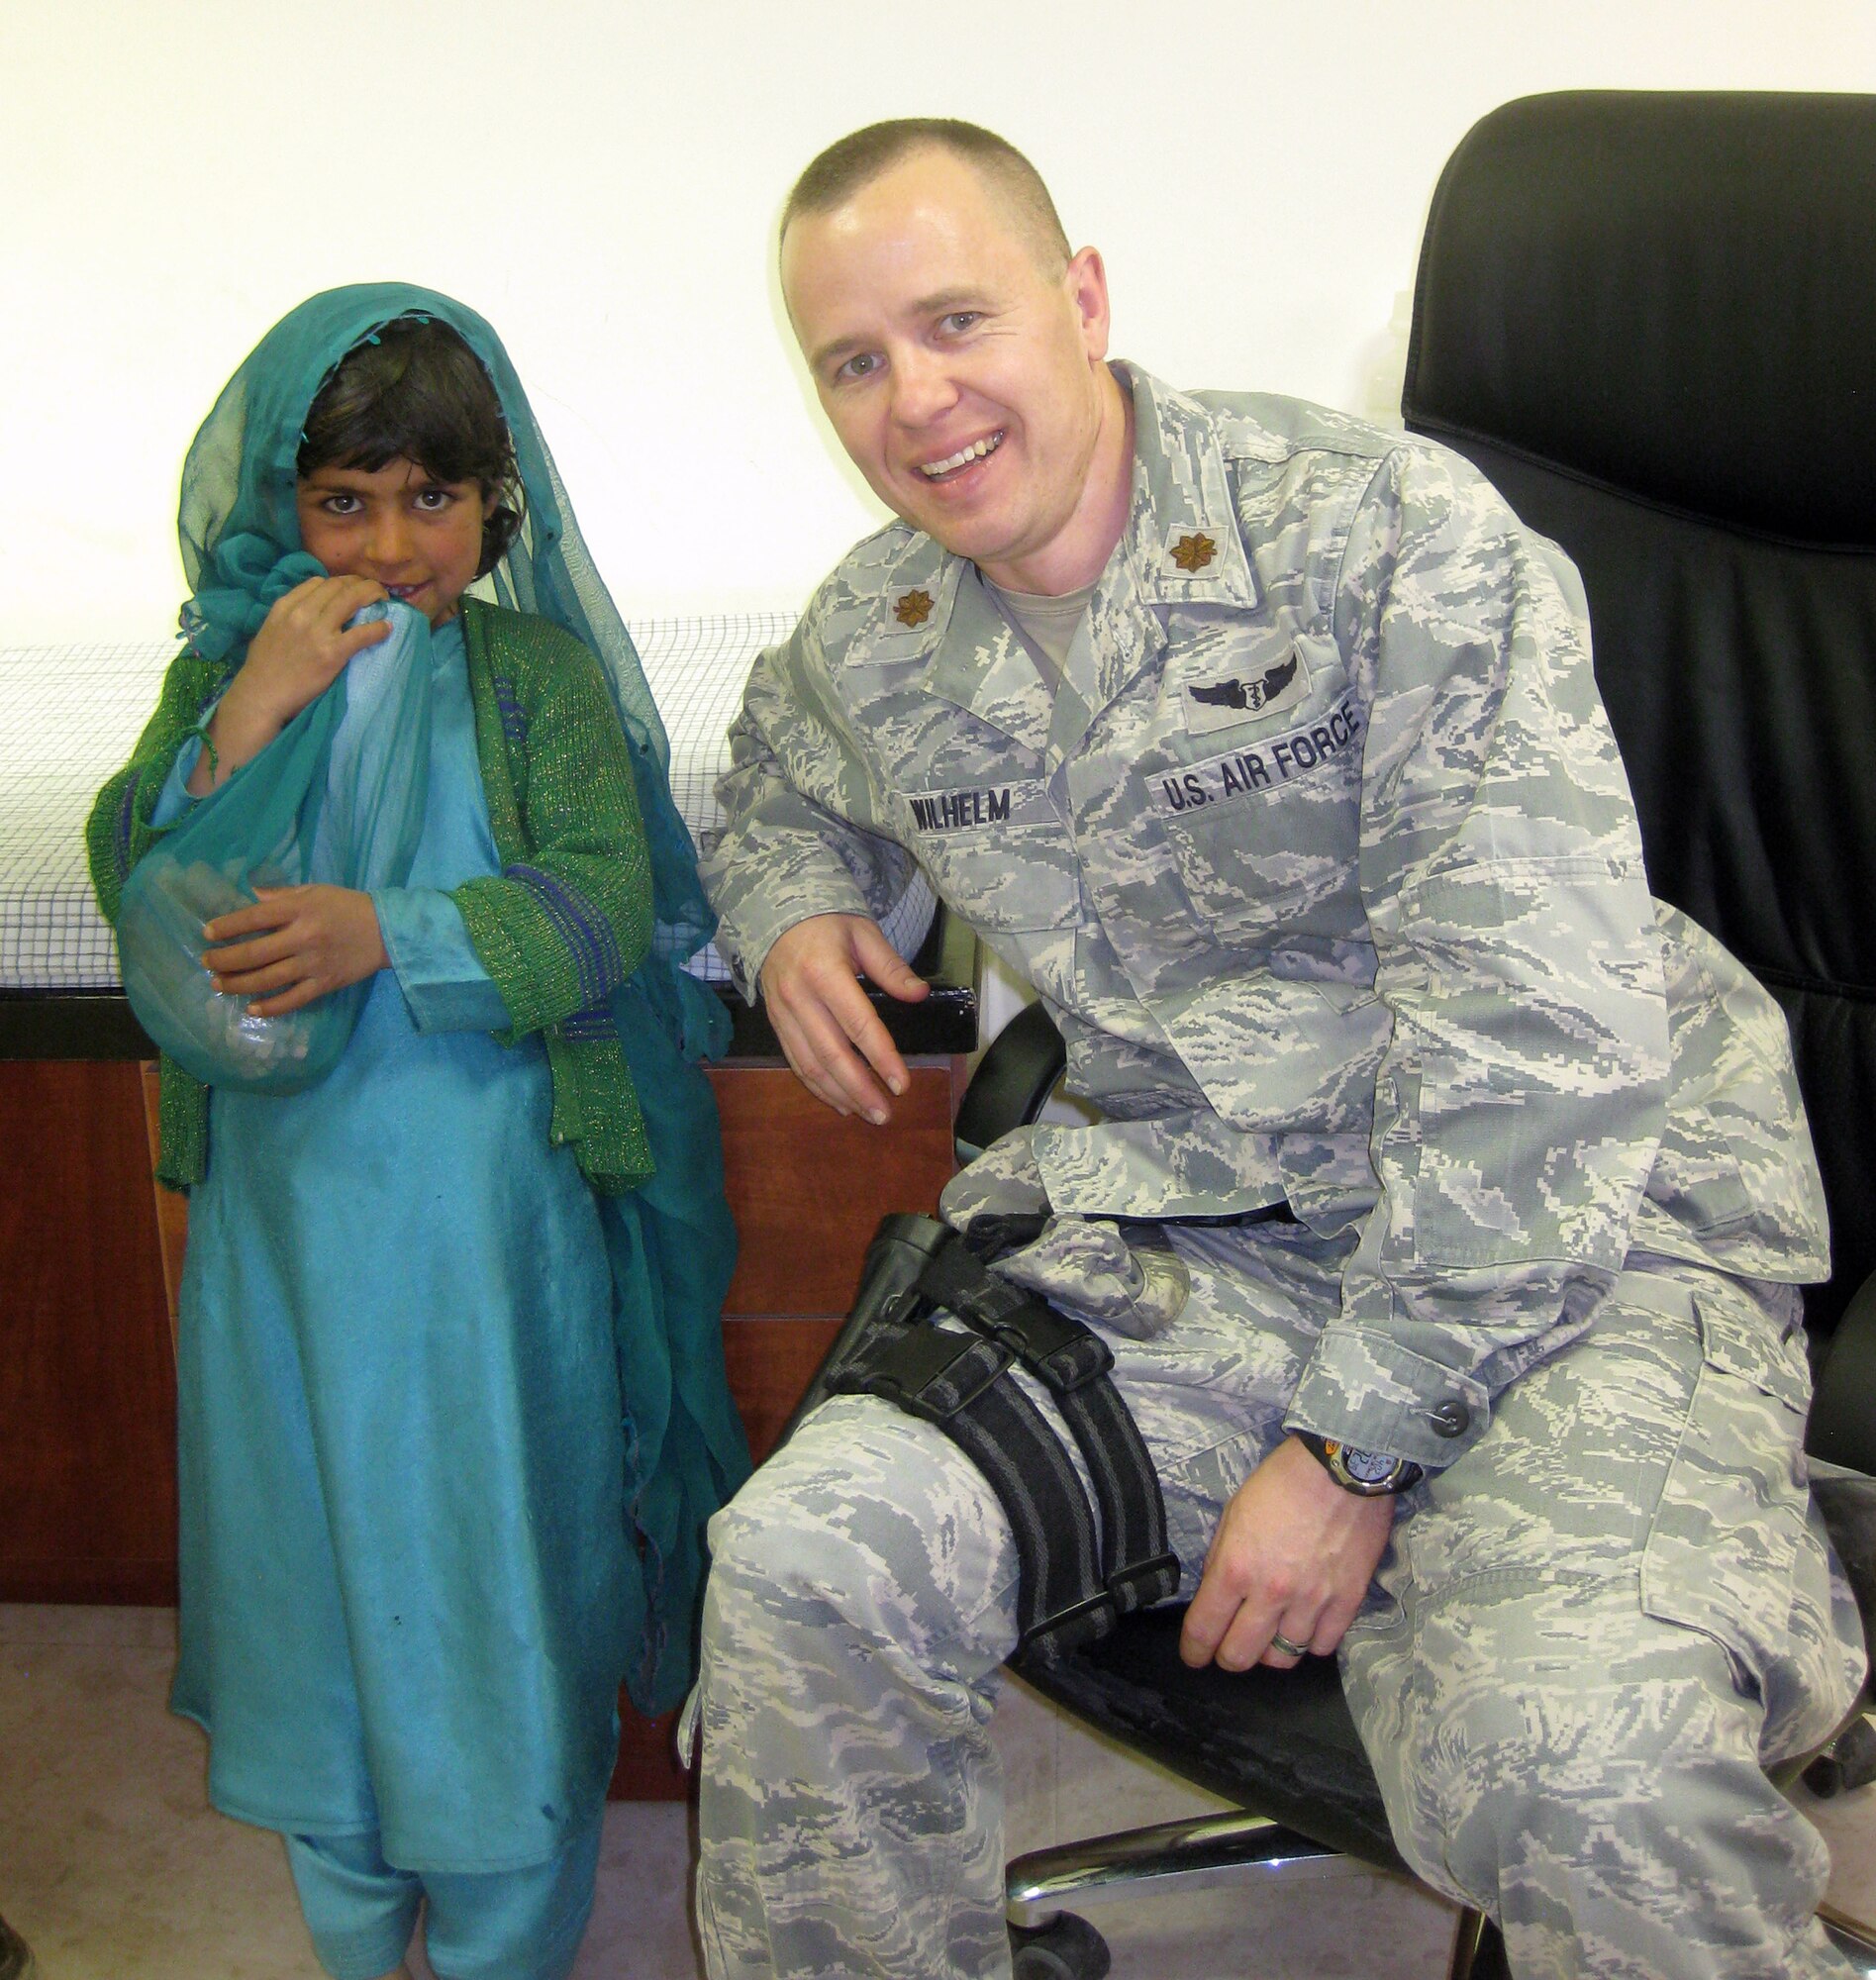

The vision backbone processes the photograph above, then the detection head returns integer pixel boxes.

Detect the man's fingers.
[833,995,909,1106]
[847,918,931,1005]
[1177,1564,1243,1667]
[777,985,895,1122]
[821,936,914,1098]
[783,946,904,1116]
[759,915,920,1121]
[1182,1578,1325,1672]
[1308,1586,1366,1658]
[767,1004,855,1117]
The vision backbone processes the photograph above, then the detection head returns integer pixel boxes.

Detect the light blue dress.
[166,619,637,1872]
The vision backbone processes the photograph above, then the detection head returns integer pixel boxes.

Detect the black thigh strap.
[828,1222,1179,1666]
[831,1321,1112,1659]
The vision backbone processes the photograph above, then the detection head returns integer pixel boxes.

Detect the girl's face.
[296,458,495,625]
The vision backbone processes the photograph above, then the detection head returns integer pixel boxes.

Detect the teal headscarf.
[176,281,727,1058]
[176,286,749,1711]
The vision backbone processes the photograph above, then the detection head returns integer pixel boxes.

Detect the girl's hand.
[189,577,390,794]
[202,885,389,1017]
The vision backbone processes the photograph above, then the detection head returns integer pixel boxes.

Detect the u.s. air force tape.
[1152,693,1363,816]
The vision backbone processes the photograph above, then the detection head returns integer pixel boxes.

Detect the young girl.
[87,285,750,1980]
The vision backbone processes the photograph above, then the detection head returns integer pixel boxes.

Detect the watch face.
[1337,1444,1401,1486]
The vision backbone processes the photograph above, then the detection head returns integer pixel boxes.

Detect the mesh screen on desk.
[1,618,935,992]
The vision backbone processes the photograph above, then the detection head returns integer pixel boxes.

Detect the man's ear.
[1065,246,1113,362]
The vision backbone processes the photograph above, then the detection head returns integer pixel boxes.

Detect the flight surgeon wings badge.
[1181,644,1310,735]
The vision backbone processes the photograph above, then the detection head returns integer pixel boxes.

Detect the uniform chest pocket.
[905,777,1080,935]
[1155,699,1364,943]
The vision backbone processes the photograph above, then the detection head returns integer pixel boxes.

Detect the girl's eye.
[415,488,453,511]
[322,493,362,515]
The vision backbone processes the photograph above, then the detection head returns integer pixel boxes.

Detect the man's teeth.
[921,433,1004,478]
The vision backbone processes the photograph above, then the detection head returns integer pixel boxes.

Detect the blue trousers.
[284,1820,602,1980]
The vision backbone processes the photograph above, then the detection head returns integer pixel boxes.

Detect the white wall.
[3,0,1871,646]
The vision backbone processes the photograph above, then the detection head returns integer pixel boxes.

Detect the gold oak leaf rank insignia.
[894,589,935,627]
[1170,533,1217,573]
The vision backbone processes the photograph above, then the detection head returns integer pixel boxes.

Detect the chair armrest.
[953,1000,1066,1164]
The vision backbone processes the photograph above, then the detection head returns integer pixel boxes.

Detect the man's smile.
[917,430,1006,479]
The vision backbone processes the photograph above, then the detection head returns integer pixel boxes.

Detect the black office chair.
[942,93,1876,1977]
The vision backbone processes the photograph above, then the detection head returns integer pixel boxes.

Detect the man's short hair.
[781,119,1072,274]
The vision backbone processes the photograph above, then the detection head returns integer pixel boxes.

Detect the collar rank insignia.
[894,588,935,628]
[1170,531,1217,573]
[1191,653,1299,714]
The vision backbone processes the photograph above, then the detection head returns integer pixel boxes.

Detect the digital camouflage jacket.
[701,366,1827,1466]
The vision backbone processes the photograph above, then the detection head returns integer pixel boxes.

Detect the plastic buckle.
[1108,1550,1181,1614]
[983,1299,1116,1393]
[925,1242,1116,1394]
[839,1324,1013,1425]
[1014,1587,1120,1664]
[874,1284,928,1330]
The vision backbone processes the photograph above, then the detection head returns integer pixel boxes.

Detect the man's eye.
[836,352,881,383]
[941,312,981,334]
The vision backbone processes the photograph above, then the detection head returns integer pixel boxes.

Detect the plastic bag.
[118,601,434,1093]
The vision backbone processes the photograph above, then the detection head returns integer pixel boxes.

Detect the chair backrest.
[1402,90,1876,1344]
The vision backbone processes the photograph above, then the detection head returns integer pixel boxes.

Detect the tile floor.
[3,1603,1871,1979]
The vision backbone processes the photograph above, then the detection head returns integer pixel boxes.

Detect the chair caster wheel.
[1010,1913,1111,1980]
[1803,1715,1876,1799]
[0,1914,35,1980]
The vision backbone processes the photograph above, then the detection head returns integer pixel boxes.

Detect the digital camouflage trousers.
[694,1225,1867,1979]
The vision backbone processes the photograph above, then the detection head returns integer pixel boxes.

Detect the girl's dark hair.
[297,316,524,575]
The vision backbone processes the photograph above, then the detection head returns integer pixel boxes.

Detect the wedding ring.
[1268,1631,1309,1658]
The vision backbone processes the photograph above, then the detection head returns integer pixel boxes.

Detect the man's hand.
[760,912,930,1124]
[203,885,389,1018]
[1179,1436,1395,1672]
[188,576,390,795]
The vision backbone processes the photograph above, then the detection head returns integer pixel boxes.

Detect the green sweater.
[87,597,655,1193]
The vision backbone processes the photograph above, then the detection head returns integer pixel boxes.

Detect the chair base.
[1821,1902,1876,1971]
[1006,1812,1876,1975]
[1004,1809,1507,1977]
[1006,1809,1352,1929]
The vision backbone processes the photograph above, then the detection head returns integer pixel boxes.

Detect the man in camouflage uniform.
[692,119,1869,1977]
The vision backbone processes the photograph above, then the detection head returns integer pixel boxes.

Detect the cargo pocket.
[1639,1282,1814,1699]
[991,1216,1191,1341]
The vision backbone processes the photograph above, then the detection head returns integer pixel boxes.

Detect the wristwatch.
[1293,1432,1423,1498]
